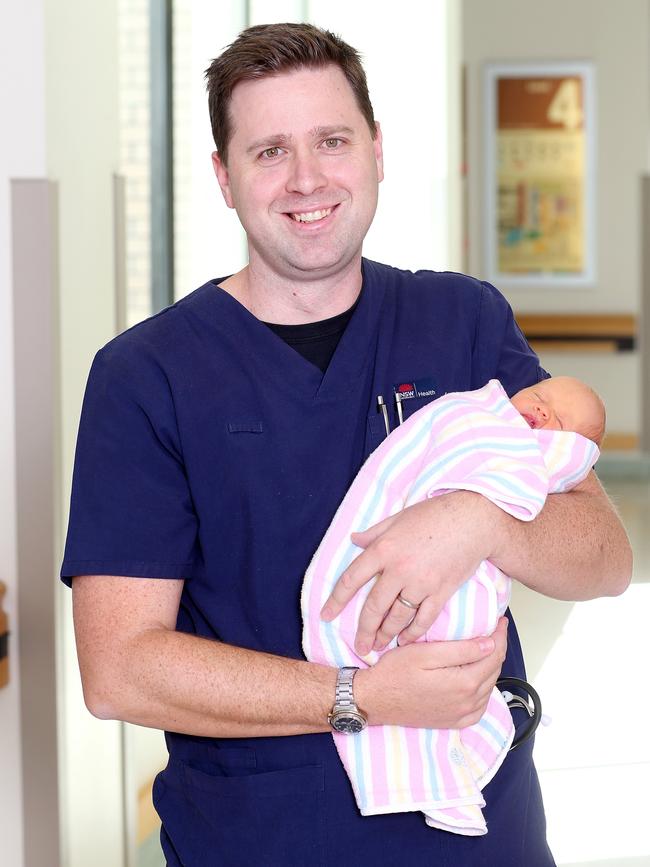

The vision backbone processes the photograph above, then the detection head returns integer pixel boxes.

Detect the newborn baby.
[302,377,602,836]
[511,375,604,444]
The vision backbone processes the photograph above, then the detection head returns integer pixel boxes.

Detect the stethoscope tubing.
[496,676,543,751]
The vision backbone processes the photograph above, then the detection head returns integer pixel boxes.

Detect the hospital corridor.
[3,0,650,865]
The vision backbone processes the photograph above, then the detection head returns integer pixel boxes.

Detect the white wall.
[463,0,650,436]
[173,0,248,296]
[308,0,462,272]
[0,2,47,864]
[44,0,126,864]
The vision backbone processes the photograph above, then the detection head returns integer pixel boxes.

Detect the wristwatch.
[328,666,367,734]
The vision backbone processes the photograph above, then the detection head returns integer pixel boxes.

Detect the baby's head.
[511,376,605,446]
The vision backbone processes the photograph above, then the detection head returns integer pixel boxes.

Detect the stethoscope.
[497,677,547,751]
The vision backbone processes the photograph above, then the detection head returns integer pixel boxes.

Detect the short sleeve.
[60,342,199,586]
[472,281,549,395]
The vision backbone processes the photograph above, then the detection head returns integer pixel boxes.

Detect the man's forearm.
[73,574,506,737]
[74,575,334,736]
[86,626,337,737]
[489,471,632,600]
[86,626,508,736]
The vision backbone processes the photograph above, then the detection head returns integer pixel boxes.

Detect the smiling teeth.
[291,208,332,222]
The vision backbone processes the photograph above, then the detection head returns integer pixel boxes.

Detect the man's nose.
[285,148,327,196]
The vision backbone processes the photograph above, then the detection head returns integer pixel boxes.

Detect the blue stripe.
[409,443,547,505]
[478,715,509,749]
[425,728,440,799]
[353,720,368,809]
[322,618,349,667]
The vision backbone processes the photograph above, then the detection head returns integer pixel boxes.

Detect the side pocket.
[156,757,326,867]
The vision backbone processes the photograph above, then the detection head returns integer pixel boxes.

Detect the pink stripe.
[425,606,451,640]
[333,732,355,794]
[461,727,499,768]
[435,729,464,799]
[304,563,328,665]
[424,426,544,465]
[488,693,515,730]
[404,727,428,804]
[443,805,478,820]
[366,723,389,805]
[428,440,545,481]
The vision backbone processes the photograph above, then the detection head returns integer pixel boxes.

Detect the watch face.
[331,713,366,734]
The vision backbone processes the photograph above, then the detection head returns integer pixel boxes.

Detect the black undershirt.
[263,296,360,373]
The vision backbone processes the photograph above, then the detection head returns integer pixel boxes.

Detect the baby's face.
[511,377,604,442]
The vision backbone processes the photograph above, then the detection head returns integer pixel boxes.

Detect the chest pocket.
[365,411,389,456]
[228,421,264,434]
[365,392,443,458]
[399,394,439,423]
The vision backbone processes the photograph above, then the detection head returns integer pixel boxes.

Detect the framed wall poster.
[484,62,596,287]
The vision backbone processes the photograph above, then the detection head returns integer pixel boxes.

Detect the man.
[63,23,631,866]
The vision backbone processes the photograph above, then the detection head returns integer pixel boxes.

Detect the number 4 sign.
[483,62,596,287]
[547,79,583,131]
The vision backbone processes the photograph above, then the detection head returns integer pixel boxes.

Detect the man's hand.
[321,471,631,655]
[355,617,508,729]
[321,492,502,655]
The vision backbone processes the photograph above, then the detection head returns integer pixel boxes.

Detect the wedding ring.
[396,592,419,610]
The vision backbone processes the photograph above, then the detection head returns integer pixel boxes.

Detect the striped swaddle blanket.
[301,379,598,835]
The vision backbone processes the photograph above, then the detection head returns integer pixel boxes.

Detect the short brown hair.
[205,22,376,164]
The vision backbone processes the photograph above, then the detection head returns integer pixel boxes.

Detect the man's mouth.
[289,207,334,223]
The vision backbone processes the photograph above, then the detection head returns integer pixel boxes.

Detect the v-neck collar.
[198,259,388,402]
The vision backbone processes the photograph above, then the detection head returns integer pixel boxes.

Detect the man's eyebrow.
[309,125,355,139]
[246,126,357,155]
[246,133,292,155]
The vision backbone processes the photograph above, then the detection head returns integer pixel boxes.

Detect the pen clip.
[376,395,391,436]
[394,391,404,425]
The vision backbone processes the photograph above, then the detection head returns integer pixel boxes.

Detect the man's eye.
[260,147,282,160]
[323,138,342,149]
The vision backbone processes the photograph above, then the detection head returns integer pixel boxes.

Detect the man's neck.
[218,256,363,325]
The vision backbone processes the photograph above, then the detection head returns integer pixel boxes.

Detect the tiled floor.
[511,474,650,867]
[138,474,650,867]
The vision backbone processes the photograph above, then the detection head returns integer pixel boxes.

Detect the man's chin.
[266,245,363,280]
[287,252,362,280]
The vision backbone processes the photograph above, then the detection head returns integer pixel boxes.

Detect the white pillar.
[44,0,127,864]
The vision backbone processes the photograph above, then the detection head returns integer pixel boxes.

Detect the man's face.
[212,65,383,283]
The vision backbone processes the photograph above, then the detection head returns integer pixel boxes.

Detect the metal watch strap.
[334,666,359,710]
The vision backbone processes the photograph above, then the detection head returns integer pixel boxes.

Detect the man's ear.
[373,122,384,184]
[212,151,235,209]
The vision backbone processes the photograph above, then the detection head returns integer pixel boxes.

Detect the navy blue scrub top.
[62,259,555,866]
